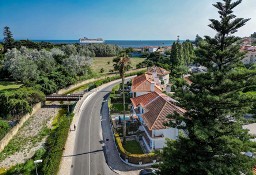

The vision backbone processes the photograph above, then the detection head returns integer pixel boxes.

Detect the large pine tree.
[3,26,14,52]
[159,0,256,174]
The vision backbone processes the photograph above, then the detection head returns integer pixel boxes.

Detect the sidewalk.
[101,99,142,175]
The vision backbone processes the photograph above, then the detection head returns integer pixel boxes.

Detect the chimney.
[150,82,155,92]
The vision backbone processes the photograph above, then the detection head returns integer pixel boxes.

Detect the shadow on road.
[62,149,103,157]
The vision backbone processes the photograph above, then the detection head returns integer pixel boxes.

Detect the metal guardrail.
[45,94,84,101]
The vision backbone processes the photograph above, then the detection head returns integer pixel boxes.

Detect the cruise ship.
[79,37,104,44]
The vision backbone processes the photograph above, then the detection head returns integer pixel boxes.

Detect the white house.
[131,66,171,97]
[242,51,256,64]
[147,66,170,85]
[148,47,158,53]
[130,92,185,151]
[131,73,162,98]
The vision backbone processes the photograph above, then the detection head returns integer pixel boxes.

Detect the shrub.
[0,120,10,140]
[41,112,73,175]
[114,132,158,164]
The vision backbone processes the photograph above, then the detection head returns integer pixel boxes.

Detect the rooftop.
[142,95,185,130]
[147,66,170,76]
[131,73,162,93]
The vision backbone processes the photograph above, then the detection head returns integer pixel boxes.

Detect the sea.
[31,40,179,48]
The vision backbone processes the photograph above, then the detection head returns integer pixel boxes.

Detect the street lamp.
[34,159,42,175]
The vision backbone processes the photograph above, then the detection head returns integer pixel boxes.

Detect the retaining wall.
[0,102,42,152]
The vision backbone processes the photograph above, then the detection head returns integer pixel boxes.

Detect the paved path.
[101,90,141,175]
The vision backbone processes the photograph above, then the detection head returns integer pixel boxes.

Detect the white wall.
[136,92,149,97]
[142,125,178,150]
[242,52,256,64]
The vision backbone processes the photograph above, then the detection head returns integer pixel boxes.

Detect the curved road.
[71,82,117,175]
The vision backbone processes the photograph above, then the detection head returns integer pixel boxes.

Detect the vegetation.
[136,40,195,75]
[1,46,94,94]
[158,1,256,174]
[92,57,144,74]
[251,32,256,38]
[114,133,157,164]
[0,87,45,119]
[123,140,144,154]
[3,26,14,52]
[41,111,73,175]
[2,148,46,175]
[0,81,22,91]
[0,120,10,140]
[110,103,129,113]
[169,40,195,78]
[84,43,122,57]
[113,52,131,144]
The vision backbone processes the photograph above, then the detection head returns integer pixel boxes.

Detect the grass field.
[123,140,144,154]
[0,81,22,91]
[92,57,145,74]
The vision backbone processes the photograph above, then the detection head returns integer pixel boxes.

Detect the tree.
[251,32,256,38]
[113,52,131,144]
[182,40,195,66]
[194,34,203,47]
[170,41,188,78]
[158,0,256,174]
[3,26,15,52]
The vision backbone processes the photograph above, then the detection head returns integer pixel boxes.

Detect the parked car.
[139,168,159,175]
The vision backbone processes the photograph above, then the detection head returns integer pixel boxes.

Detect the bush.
[0,120,10,140]
[114,133,158,164]
[41,112,73,175]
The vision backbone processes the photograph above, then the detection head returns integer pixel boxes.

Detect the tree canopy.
[3,26,15,52]
[158,0,256,174]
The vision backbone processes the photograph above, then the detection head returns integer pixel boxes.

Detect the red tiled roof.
[131,74,162,93]
[141,95,185,130]
[131,92,159,108]
[253,166,256,175]
[147,66,170,76]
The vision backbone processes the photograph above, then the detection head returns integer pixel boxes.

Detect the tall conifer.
[3,26,14,52]
[159,0,256,174]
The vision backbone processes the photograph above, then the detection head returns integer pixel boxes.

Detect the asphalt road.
[71,83,116,175]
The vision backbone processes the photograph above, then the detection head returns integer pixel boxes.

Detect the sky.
[0,0,255,40]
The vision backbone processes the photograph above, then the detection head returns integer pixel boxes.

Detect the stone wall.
[0,102,42,153]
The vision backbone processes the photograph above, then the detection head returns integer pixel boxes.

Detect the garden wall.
[0,102,42,152]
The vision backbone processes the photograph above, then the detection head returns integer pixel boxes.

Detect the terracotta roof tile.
[147,66,170,76]
[253,166,256,175]
[141,95,185,130]
[131,74,162,93]
[130,92,159,108]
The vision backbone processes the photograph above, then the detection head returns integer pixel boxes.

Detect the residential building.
[242,51,256,65]
[241,44,256,64]
[130,92,185,151]
[131,73,162,97]
[131,66,172,97]
[147,66,170,85]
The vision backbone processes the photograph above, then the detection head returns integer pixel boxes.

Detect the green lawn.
[92,57,145,74]
[111,103,129,113]
[0,81,22,91]
[123,140,144,154]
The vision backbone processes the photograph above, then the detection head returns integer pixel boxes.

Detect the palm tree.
[113,52,131,144]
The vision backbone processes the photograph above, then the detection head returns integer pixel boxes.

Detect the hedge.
[41,111,73,175]
[114,133,159,165]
